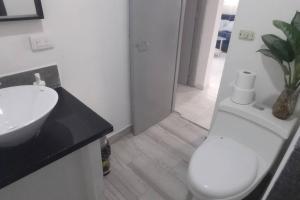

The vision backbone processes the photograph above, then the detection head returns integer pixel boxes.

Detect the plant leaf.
[261,34,295,62]
[273,20,300,54]
[294,55,300,84]
[257,49,282,63]
[257,49,289,75]
[291,11,300,32]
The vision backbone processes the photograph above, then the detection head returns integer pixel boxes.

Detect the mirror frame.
[0,0,44,22]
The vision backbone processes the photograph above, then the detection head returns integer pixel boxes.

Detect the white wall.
[3,0,36,16]
[0,0,131,133]
[222,0,239,15]
[216,0,300,108]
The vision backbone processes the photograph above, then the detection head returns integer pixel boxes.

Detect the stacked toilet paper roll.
[231,70,256,105]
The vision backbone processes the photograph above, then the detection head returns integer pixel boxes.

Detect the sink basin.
[0,85,58,147]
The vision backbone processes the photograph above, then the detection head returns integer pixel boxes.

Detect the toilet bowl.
[187,98,297,200]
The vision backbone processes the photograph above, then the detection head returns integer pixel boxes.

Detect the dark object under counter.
[0,87,113,189]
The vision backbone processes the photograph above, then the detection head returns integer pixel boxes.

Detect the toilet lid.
[188,137,258,199]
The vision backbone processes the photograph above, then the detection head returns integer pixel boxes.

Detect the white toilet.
[187,98,298,200]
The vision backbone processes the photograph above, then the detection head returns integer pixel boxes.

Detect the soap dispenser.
[33,73,46,86]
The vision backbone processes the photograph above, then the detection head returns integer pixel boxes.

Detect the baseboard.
[107,125,132,144]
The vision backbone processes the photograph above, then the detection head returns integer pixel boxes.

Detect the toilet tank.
[210,98,298,166]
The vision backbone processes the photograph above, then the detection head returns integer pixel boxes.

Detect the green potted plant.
[258,11,300,120]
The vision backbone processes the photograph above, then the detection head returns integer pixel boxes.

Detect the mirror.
[0,0,43,21]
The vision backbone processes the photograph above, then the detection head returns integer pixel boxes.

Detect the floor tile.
[175,55,225,129]
[104,114,208,200]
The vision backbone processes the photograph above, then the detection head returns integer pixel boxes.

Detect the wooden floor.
[104,113,208,200]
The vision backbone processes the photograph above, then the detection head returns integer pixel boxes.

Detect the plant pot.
[272,88,299,120]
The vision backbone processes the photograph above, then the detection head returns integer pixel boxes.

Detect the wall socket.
[239,30,255,41]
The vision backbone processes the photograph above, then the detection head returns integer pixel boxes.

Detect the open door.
[130,0,183,134]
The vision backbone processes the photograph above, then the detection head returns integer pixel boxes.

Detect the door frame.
[128,0,223,130]
[171,0,187,110]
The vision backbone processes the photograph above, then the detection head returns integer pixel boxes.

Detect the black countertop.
[0,87,113,189]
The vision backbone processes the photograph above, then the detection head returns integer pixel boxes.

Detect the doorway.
[175,0,240,130]
[129,0,240,134]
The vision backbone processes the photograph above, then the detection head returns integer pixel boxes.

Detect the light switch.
[29,34,54,51]
[239,30,255,41]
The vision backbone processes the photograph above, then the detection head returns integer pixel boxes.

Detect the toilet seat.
[188,137,258,199]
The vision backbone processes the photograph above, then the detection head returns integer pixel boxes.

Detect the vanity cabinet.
[0,87,113,200]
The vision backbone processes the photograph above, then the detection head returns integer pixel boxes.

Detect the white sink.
[0,85,58,147]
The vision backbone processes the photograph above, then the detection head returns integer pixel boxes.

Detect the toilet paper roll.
[231,85,255,105]
[235,70,256,90]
